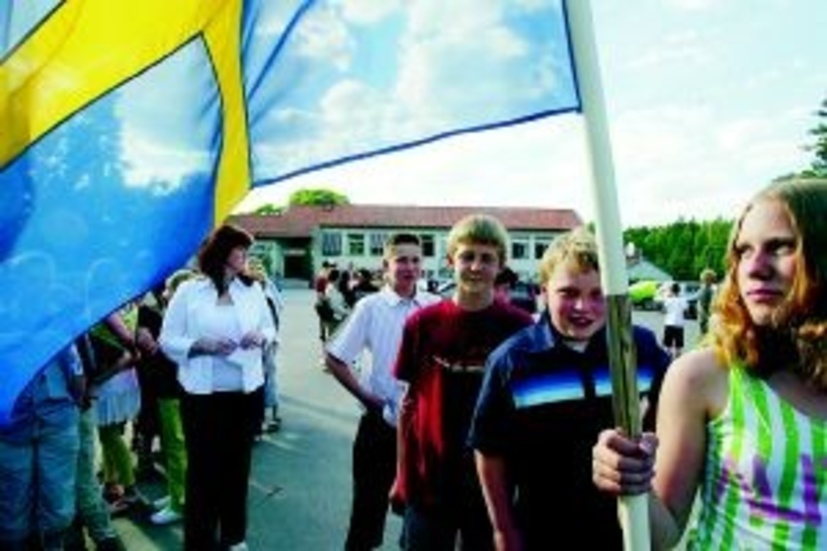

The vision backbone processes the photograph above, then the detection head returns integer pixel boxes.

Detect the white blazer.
[160,276,277,394]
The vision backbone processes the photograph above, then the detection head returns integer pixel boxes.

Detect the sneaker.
[150,505,183,525]
[264,417,282,433]
[152,495,171,510]
[227,542,248,551]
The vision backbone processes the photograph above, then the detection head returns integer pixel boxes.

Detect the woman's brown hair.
[197,224,255,294]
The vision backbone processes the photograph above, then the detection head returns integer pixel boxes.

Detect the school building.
[230,204,583,284]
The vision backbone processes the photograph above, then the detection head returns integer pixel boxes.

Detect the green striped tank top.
[688,365,826,550]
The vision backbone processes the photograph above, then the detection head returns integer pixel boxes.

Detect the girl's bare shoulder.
[663,347,728,415]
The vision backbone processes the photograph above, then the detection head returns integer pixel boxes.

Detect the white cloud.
[240,0,824,230]
[293,5,354,71]
[664,0,720,10]
[341,0,401,24]
[121,129,211,195]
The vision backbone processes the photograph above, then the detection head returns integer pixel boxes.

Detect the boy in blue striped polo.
[469,227,669,550]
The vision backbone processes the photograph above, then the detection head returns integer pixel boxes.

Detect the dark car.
[437,280,538,315]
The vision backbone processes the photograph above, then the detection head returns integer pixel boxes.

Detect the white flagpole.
[564,2,651,550]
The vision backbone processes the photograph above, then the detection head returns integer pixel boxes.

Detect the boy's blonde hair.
[446,214,510,266]
[538,227,599,285]
[699,268,716,285]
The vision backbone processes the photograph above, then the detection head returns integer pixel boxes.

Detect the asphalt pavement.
[114,288,696,550]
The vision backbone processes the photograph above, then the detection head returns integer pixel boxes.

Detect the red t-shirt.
[392,299,533,510]
[314,274,327,294]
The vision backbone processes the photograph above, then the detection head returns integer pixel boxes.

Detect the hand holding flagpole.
[565,2,651,549]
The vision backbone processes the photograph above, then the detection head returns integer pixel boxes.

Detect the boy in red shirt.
[391,214,533,551]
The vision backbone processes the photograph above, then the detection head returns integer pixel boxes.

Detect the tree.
[622,217,730,282]
[254,203,284,216]
[802,97,827,177]
[288,188,350,206]
[236,187,350,215]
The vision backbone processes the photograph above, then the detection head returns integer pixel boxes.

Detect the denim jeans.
[401,504,493,551]
[261,343,279,411]
[0,405,79,545]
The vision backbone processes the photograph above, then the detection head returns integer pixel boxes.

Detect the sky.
[236,0,827,228]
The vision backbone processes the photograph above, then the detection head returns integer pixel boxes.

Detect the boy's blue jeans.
[262,344,279,411]
[0,408,79,546]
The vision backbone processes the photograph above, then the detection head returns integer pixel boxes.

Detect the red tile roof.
[231,204,582,238]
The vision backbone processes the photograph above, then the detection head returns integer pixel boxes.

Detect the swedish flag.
[0,0,579,425]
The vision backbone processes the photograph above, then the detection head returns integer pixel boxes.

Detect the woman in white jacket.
[160,224,275,551]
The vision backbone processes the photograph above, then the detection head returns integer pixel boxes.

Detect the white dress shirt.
[160,276,276,394]
[326,286,442,425]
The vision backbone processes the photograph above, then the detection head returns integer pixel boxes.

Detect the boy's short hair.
[446,214,510,266]
[700,268,716,284]
[538,227,599,285]
[384,232,422,259]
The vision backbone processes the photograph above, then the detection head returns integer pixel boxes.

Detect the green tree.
[288,188,350,206]
[236,187,351,215]
[623,217,730,281]
[801,96,827,177]
[253,203,284,215]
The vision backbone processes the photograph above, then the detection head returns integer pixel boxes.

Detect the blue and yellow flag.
[0,0,579,425]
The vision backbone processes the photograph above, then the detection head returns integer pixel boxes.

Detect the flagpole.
[564,2,650,550]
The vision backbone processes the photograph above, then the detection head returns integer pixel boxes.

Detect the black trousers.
[181,391,258,551]
[345,410,397,551]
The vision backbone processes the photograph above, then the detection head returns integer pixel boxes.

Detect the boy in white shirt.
[661,282,688,359]
[325,233,441,551]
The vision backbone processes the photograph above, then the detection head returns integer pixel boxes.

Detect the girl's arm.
[649,348,725,548]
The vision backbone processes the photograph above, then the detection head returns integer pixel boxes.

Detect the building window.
[369,232,387,256]
[347,233,365,256]
[512,240,528,260]
[420,234,435,257]
[321,232,341,256]
[534,240,550,259]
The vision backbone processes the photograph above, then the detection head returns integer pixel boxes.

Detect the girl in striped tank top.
[592,178,827,550]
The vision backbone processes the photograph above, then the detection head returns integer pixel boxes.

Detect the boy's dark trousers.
[345,409,397,551]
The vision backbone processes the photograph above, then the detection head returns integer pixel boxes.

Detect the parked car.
[653,280,701,319]
[628,279,660,311]
[437,279,539,315]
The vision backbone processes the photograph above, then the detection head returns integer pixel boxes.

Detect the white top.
[325,283,350,321]
[326,286,441,426]
[663,295,688,327]
[201,303,244,391]
[160,276,277,394]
